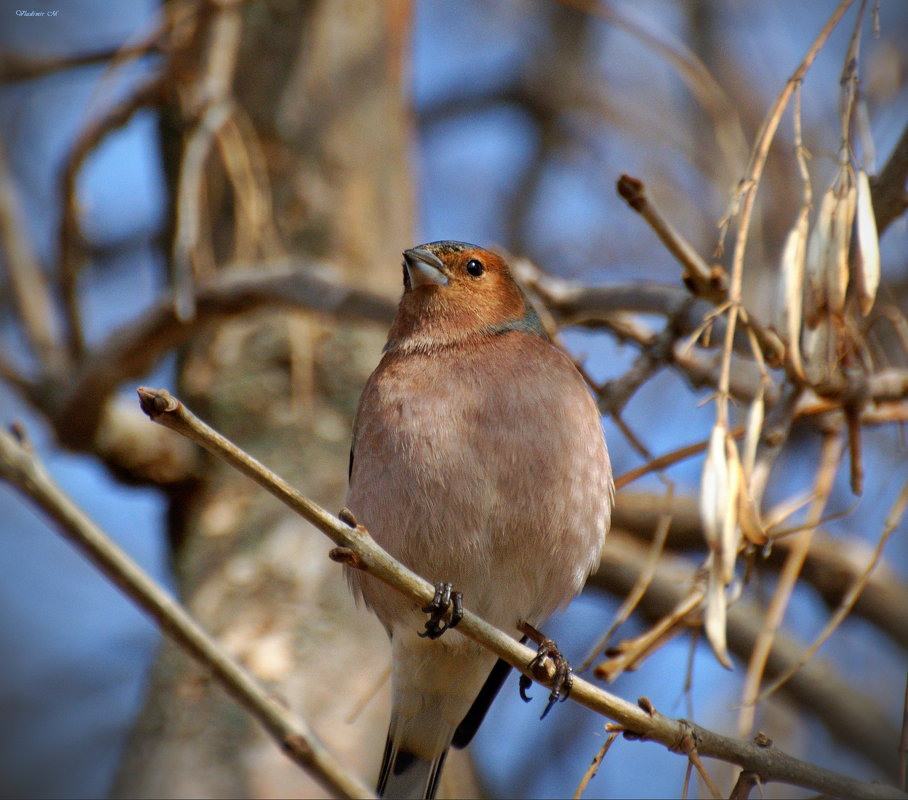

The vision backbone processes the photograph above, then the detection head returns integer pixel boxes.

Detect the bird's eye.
[466,259,484,277]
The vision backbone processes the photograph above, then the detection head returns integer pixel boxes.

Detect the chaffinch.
[345,241,613,798]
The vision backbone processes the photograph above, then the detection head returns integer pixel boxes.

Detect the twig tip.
[137,386,179,418]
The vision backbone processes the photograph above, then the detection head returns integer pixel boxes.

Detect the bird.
[344,241,613,798]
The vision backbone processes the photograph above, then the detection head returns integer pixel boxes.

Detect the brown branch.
[616,173,724,301]
[44,262,396,455]
[615,175,787,372]
[132,386,903,799]
[612,492,908,650]
[170,0,244,319]
[58,74,166,357]
[0,141,63,371]
[0,425,373,800]
[592,530,900,778]
[872,120,908,235]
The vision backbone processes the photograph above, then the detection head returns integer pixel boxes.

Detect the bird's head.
[387,240,545,352]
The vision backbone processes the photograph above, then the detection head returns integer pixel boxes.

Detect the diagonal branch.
[0,425,374,800]
[129,386,902,800]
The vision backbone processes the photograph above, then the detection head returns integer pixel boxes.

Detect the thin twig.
[572,730,618,799]
[59,74,165,357]
[738,429,844,737]
[0,141,62,371]
[729,770,760,800]
[755,476,908,704]
[615,426,746,491]
[580,506,673,671]
[592,531,900,776]
[170,0,244,319]
[0,425,373,800]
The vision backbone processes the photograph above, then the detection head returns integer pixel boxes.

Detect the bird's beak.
[403,247,449,288]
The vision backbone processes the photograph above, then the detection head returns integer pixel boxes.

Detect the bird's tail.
[377,735,447,799]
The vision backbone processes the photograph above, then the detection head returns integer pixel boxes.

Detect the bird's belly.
[346,412,609,635]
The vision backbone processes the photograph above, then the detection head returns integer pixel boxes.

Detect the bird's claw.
[418,581,463,640]
[518,623,573,719]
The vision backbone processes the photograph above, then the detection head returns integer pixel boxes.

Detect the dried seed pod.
[777,211,808,375]
[700,423,729,553]
[827,175,856,315]
[805,187,836,327]
[855,169,880,316]
[705,559,733,669]
[721,435,742,584]
[742,392,764,477]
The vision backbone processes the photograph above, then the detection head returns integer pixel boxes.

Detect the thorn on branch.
[281,732,314,761]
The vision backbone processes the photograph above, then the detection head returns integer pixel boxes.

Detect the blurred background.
[1,1,907,798]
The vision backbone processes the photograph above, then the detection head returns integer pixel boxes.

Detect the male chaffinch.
[345,241,613,798]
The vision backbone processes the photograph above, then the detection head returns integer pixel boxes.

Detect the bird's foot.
[518,621,573,720]
[418,582,464,640]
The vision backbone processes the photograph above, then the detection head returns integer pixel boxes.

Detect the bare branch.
[592,530,900,777]
[45,262,395,456]
[0,425,374,800]
[872,120,908,235]
[613,491,908,650]
[134,386,903,799]
[58,74,165,357]
[0,141,63,370]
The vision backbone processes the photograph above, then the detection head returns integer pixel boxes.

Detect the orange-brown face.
[388,241,534,351]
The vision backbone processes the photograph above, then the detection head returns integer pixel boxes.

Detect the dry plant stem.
[593,587,700,683]
[755,476,908,704]
[613,491,908,651]
[615,427,745,491]
[172,98,234,319]
[729,771,759,800]
[171,0,244,320]
[572,730,618,800]
[614,176,785,369]
[0,427,373,800]
[717,0,854,429]
[594,531,900,776]
[615,174,717,295]
[738,430,844,737]
[136,387,903,800]
[59,74,164,357]
[684,742,722,800]
[0,141,61,370]
[579,509,672,670]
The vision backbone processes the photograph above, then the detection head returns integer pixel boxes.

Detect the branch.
[0,425,373,800]
[45,262,396,453]
[613,491,908,650]
[58,74,165,357]
[133,386,903,800]
[592,530,900,776]
[0,140,63,371]
[872,119,908,235]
